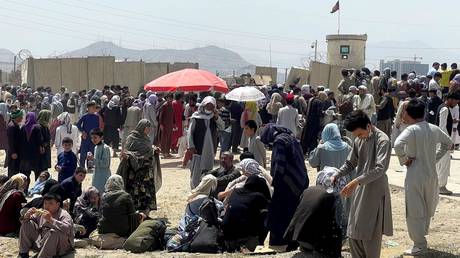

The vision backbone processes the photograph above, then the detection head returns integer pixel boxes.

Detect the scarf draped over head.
[408,73,416,80]
[316,166,348,193]
[454,74,460,84]
[243,101,258,121]
[191,96,216,120]
[269,92,282,105]
[52,94,61,103]
[104,175,124,193]
[321,123,348,151]
[57,112,73,134]
[239,158,261,175]
[76,186,101,210]
[107,95,120,110]
[383,68,391,78]
[10,109,23,120]
[0,173,26,212]
[0,103,9,121]
[143,94,158,113]
[260,123,293,145]
[301,85,311,95]
[187,174,217,202]
[37,110,52,128]
[242,174,271,200]
[125,119,153,157]
[24,112,38,139]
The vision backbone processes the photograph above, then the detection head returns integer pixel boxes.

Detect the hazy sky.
[2,0,460,68]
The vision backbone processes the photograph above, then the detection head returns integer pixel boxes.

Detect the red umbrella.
[144,68,228,93]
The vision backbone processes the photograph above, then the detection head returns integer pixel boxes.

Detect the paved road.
[387,149,460,201]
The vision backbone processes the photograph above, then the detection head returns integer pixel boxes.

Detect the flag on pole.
[330,1,340,13]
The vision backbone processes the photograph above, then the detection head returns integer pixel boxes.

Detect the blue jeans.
[219,130,232,153]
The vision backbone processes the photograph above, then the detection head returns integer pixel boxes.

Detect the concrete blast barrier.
[60,58,88,92]
[33,59,62,92]
[114,61,144,94]
[309,61,346,93]
[87,56,115,88]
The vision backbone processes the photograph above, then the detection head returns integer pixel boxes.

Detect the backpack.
[123,219,167,253]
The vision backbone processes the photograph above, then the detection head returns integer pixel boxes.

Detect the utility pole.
[269,43,272,67]
[314,40,318,61]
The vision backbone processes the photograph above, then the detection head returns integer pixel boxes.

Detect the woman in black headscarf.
[117,119,161,213]
[222,175,271,252]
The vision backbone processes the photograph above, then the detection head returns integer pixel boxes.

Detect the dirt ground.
[0,149,459,258]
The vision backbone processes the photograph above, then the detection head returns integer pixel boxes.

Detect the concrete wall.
[33,59,62,92]
[21,57,199,93]
[169,62,199,73]
[285,67,310,89]
[87,56,115,88]
[60,58,88,92]
[327,34,367,69]
[255,66,277,83]
[144,62,169,84]
[114,61,144,94]
[309,61,346,93]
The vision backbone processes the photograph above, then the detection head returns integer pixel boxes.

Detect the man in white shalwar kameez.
[394,99,453,256]
[436,93,459,195]
[188,96,224,189]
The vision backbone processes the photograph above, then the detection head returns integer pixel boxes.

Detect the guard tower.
[326,34,367,68]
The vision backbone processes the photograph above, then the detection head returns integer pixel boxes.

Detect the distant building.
[379,59,429,77]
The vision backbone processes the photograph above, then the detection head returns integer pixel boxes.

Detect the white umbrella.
[224,86,266,102]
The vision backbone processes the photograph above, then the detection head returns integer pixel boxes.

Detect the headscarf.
[52,93,61,103]
[57,112,73,134]
[318,91,328,101]
[0,173,26,211]
[107,95,120,110]
[408,73,416,80]
[241,174,271,200]
[383,67,391,78]
[316,166,348,193]
[0,103,9,122]
[37,110,51,128]
[260,123,293,145]
[41,96,51,110]
[191,96,216,120]
[239,158,262,176]
[51,94,64,118]
[143,94,158,114]
[187,174,217,202]
[104,175,124,193]
[75,186,101,210]
[243,101,258,121]
[24,112,38,139]
[321,123,348,151]
[125,119,153,157]
[301,85,310,95]
[269,92,282,106]
[10,109,23,120]
[453,74,460,84]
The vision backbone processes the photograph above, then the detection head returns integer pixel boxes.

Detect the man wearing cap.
[6,109,24,177]
[276,93,299,136]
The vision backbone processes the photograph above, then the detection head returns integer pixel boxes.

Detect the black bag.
[189,220,222,253]
[198,196,219,226]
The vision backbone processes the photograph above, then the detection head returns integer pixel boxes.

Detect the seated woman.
[284,186,344,258]
[167,174,224,251]
[218,158,272,201]
[28,171,51,196]
[308,123,352,171]
[0,174,27,236]
[74,186,101,238]
[221,175,271,252]
[98,175,145,238]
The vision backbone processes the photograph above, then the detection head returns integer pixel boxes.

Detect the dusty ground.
[0,149,459,258]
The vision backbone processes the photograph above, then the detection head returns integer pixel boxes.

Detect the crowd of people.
[0,60,458,257]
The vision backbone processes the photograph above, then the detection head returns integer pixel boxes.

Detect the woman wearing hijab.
[101,95,123,157]
[188,96,225,189]
[36,110,52,173]
[449,74,460,94]
[0,103,9,152]
[301,88,324,154]
[117,119,160,212]
[19,112,42,190]
[309,123,352,171]
[98,175,144,238]
[240,101,262,149]
[55,112,80,155]
[143,94,159,145]
[0,174,27,235]
[74,186,102,238]
[222,175,271,252]
[260,123,309,249]
[267,93,283,123]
